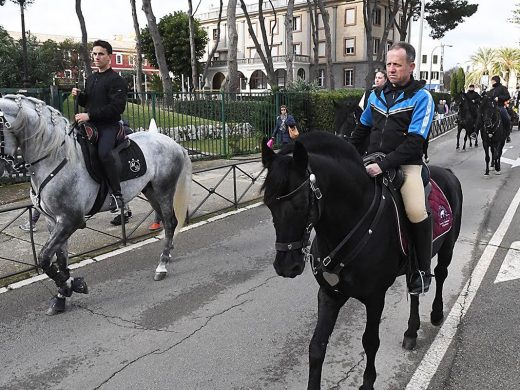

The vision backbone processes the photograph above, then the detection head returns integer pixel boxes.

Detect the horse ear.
[292,140,308,171]
[261,137,276,168]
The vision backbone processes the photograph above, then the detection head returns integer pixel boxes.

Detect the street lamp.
[428,43,452,91]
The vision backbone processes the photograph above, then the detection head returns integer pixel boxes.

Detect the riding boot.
[408,215,433,295]
[104,153,124,213]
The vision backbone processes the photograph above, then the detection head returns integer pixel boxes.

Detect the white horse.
[0,95,192,315]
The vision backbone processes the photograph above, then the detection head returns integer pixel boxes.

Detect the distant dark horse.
[478,96,508,175]
[455,93,479,150]
[261,132,463,390]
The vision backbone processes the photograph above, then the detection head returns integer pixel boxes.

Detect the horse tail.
[148,118,159,133]
[173,147,192,236]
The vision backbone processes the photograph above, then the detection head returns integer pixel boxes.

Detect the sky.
[0,0,518,71]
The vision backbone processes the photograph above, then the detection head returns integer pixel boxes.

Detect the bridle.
[271,167,322,253]
[0,110,23,172]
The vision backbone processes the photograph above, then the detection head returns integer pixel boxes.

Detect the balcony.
[208,54,311,68]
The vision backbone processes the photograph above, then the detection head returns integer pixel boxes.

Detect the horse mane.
[5,94,78,163]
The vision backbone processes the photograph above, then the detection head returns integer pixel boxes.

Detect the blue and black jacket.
[349,77,434,171]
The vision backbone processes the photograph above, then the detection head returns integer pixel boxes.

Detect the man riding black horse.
[489,76,512,142]
[466,84,481,105]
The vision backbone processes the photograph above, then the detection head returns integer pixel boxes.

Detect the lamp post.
[428,43,452,91]
[415,0,426,79]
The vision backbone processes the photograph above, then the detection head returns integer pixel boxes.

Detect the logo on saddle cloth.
[129,158,141,173]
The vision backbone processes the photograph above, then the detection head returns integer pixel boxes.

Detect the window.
[271,45,280,57]
[344,69,354,87]
[386,40,393,52]
[129,55,135,66]
[344,38,355,55]
[422,55,427,64]
[250,70,267,89]
[318,41,325,57]
[433,55,438,64]
[213,28,218,40]
[431,71,440,80]
[419,71,428,80]
[372,7,381,25]
[373,38,380,55]
[116,54,123,65]
[293,43,302,55]
[293,15,302,31]
[345,8,356,25]
[249,47,257,58]
[297,68,306,80]
[317,69,325,87]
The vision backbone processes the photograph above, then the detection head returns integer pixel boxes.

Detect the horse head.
[333,99,358,138]
[479,96,500,135]
[0,95,25,157]
[262,139,313,278]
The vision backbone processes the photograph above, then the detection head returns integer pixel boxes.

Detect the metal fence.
[0,159,265,286]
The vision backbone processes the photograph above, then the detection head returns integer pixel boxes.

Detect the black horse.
[262,132,463,390]
[333,98,358,139]
[455,92,479,150]
[478,96,508,175]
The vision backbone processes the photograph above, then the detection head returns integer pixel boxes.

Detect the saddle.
[362,153,453,257]
[75,121,147,216]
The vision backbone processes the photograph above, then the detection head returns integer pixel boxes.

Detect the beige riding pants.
[400,165,428,223]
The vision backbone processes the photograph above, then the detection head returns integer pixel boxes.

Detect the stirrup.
[408,271,432,295]
[109,194,124,214]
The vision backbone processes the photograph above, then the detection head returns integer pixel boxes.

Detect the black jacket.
[77,68,127,126]
[489,82,511,107]
[466,90,481,105]
[349,78,434,171]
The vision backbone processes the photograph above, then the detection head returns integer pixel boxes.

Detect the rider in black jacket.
[72,40,128,212]
[489,76,511,140]
[466,84,481,105]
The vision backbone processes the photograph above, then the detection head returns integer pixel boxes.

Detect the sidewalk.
[0,155,266,283]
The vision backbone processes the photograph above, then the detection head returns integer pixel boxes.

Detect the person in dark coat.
[270,105,296,145]
[489,75,512,141]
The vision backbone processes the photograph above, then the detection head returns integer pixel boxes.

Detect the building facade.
[197,0,407,91]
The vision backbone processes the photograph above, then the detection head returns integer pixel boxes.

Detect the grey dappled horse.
[0,95,192,315]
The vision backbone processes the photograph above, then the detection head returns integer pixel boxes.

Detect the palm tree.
[493,48,520,87]
[466,47,496,88]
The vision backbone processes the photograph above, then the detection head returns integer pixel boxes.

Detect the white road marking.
[0,202,264,295]
[500,157,520,168]
[406,184,520,389]
[495,241,520,283]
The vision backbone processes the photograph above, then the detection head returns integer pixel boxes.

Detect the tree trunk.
[19,0,29,86]
[226,0,239,93]
[202,0,223,90]
[363,0,377,90]
[239,0,277,89]
[75,0,92,82]
[316,0,334,89]
[285,0,295,85]
[307,0,319,82]
[376,0,400,65]
[188,0,199,91]
[142,0,173,100]
[130,0,144,99]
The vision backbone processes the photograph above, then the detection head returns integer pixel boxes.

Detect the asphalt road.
[1,128,520,389]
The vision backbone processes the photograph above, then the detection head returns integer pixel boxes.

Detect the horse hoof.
[431,312,444,327]
[46,296,66,315]
[154,272,167,281]
[402,336,417,350]
[72,277,89,294]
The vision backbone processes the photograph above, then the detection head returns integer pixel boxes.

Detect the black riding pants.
[499,106,511,135]
[97,123,122,195]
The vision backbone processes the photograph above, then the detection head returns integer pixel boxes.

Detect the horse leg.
[402,295,420,350]
[360,294,386,390]
[308,287,347,390]
[463,133,468,151]
[431,245,455,326]
[38,222,79,315]
[456,127,461,149]
[484,145,490,175]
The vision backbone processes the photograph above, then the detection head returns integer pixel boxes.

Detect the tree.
[284,0,295,86]
[362,0,377,89]
[201,0,223,90]
[141,0,174,97]
[492,48,520,87]
[10,0,35,86]
[509,2,520,24]
[130,0,144,98]
[450,70,458,96]
[239,0,278,88]
[75,0,92,81]
[225,0,238,93]
[187,0,200,90]
[307,0,319,81]
[0,26,19,87]
[395,0,477,41]
[456,67,465,93]
[466,47,496,88]
[140,10,208,89]
[316,0,334,89]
